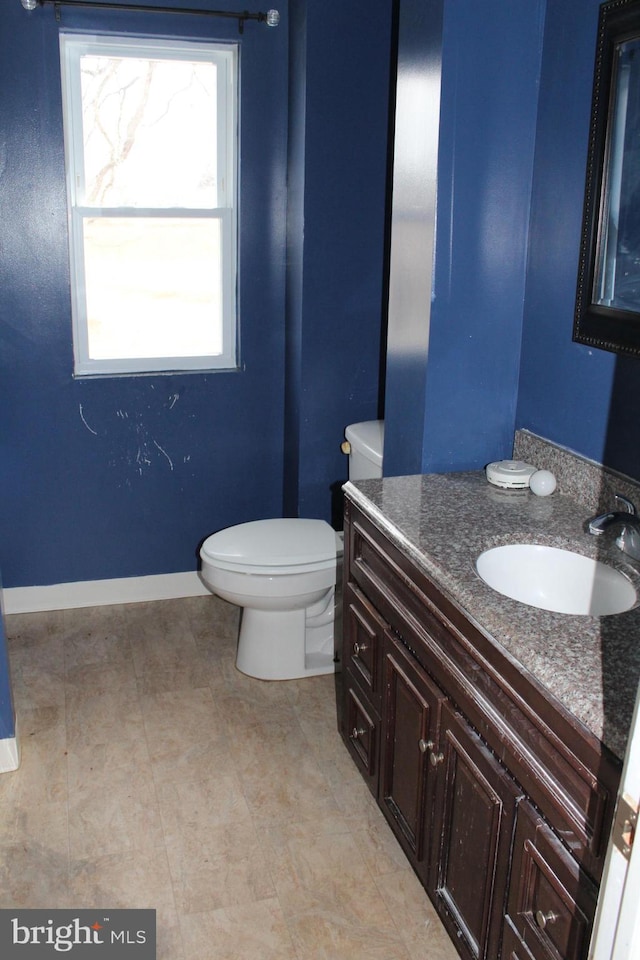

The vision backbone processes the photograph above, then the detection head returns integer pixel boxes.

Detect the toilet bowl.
[200,518,340,680]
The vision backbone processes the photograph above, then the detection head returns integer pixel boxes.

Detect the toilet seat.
[201,518,336,575]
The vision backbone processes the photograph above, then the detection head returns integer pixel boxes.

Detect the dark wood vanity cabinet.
[340,496,622,960]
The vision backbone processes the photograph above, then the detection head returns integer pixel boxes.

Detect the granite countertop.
[345,472,640,760]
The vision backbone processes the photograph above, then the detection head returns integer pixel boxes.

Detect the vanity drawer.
[502,919,537,960]
[344,680,380,796]
[505,800,597,960]
[344,584,386,709]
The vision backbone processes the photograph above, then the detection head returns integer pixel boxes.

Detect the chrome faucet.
[586,494,640,561]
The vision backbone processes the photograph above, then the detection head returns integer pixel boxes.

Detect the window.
[59,34,238,376]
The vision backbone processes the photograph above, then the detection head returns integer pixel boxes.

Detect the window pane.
[80,56,219,208]
[83,217,223,359]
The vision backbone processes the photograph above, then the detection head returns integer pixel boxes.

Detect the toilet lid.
[201,518,337,568]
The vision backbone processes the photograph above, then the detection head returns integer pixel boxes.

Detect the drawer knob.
[429,750,445,767]
[352,727,366,740]
[535,910,558,930]
[353,642,368,656]
[419,739,434,753]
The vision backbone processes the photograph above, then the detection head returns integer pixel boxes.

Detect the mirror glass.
[595,37,640,312]
[574,0,640,356]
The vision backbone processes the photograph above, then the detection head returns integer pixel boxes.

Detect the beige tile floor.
[1,595,458,959]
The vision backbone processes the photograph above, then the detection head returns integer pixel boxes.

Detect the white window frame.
[59,33,238,376]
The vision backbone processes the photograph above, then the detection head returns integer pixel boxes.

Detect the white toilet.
[199,420,384,680]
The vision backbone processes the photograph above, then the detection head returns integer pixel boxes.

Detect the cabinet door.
[430,702,522,960]
[505,799,598,960]
[380,632,447,867]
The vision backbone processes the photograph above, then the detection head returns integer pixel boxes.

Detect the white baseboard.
[3,571,209,615]
[0,721,20,773]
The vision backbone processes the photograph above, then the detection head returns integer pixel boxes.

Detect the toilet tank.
[344,420,384,480]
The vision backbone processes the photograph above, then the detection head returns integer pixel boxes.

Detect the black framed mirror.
[574,0,640,357]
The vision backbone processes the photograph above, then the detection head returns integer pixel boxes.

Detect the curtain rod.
[20,1,280,33]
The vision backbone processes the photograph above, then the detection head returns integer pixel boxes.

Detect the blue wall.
[516,0,629,472]
[385,0,640,485]
[384,0,545,477]
[286,0,392,525]
[0,0,391,588]
[4,0,639,594]
[423,0,545,473]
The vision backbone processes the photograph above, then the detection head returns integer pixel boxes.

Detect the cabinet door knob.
[353,642,367,656]
[352,727,366,740]
[535,910,558,930]
[419,739,434,753]
[429,750,445,767]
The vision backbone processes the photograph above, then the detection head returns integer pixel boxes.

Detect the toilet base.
[235,598,335,681]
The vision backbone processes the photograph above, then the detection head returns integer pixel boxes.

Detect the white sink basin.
[476,544,636,616]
